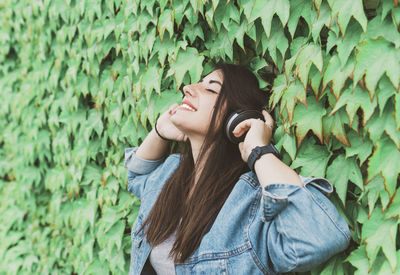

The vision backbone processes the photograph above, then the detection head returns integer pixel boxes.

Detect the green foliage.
[0,0,399,274]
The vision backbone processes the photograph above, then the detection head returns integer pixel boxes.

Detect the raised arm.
[135,128,170,160]
[124,104,187,199]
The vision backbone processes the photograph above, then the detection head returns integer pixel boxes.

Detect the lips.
[181,99,197,111]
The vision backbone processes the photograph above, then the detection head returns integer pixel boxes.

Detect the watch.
[247,144,280,172]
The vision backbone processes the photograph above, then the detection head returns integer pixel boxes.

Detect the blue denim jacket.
[125,147,350,275]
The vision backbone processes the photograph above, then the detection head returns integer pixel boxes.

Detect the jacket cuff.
[261,184,300,222]
[260,176,334,222]
[124,147,165,175]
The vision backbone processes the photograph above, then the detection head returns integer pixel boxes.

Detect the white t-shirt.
[149,229,177,275]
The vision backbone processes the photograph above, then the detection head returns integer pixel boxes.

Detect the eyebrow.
[199,78,222,86]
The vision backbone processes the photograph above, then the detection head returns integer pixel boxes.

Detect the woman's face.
[170,69,224,138]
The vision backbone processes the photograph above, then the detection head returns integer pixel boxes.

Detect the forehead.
[203,69,223,82]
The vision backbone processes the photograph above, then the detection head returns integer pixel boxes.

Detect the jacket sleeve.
[124,147,165,200]
[261,176,351,273]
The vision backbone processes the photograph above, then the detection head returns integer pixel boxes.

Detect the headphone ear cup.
[224,110,264,143]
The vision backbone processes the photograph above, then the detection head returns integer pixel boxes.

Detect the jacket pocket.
[190,258,228,275]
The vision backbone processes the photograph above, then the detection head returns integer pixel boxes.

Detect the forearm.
[254,154,302,188]
[135,128,170,160]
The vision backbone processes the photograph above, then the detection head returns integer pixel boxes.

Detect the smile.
[178,103,196,112]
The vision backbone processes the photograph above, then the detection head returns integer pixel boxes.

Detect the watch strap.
[247,144,280,172]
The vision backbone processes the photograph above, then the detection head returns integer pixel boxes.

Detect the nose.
[182,84,197,97]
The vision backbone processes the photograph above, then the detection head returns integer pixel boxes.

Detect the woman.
[124,62,350,275]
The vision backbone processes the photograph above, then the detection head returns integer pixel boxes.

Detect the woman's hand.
[155,103,188,142]
[232,110,275,163]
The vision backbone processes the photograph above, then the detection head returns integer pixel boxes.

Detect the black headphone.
[224,109,266,143]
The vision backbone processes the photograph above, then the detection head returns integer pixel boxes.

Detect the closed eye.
[206,89,217,94]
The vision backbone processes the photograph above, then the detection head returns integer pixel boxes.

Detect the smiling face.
[170,69,225,139]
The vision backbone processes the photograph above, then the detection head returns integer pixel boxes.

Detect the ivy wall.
[0,0,399,274]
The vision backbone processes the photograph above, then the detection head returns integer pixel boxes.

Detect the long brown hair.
[139,62,271,263]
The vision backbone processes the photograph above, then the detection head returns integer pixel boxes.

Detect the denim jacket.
[124,147,350,275]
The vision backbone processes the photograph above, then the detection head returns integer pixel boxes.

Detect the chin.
[170,116,188,129]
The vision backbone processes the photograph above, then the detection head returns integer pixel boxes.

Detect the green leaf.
[280,80,307,124]
[220,1,240,29]
[381,0,396,21]
[274,126,297,160]
[375,251,400,275]
[366,12,400,49]
[226,20,248,52]
[98,207,124,235]
[167,47,205,89]
[322,55,354,100]
[78,200,97,230]
[102,17,116,40]
[287,0,313,38]
[85,259,108,274]
[362,206,399,270]
[249,57,268,74]
[104,220,126,255]
[363,174,390,215]
[172,0,188,27]
[323,108,351,146]
[247,0,290,38]
[157,9,174,41]
[291,138,332,178]
[365,101,400,148]
[108,102,122,125]
[119,116,134,145]
[83,163,103,186]
[367,136,400,197]
[84,109,104,143]
[353,38,400,94]
[204,28,233,61]
[396,90,400,130]
[309,66,323,99]
[345,129,373,166]
[326,155,363,205]
[393,5,400,27]
[327,0,367,36]
[315,254,346,275]
[183,23,204,44]
[183,4,199,25]
[189,0,204,15]
[376,76,397,117]
[140,58,163,102]
[330,22,363,67]
[294,43,323,89]
[293,95,326,146]
[330,85,377,127]
[260,17,288,67]
[310,1,331,43]
[385,188,400,219]
[270,74,288,110]
[139,26,156,62]
[152,35,176,67]
[346,245,386,275]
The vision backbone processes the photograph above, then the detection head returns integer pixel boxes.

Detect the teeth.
[180,103,196,111]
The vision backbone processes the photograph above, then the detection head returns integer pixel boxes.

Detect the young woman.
[124,63,350,275]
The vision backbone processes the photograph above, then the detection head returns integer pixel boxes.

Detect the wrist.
[154,121,172,142]
[254,153,278,172]
[247,144,280,172]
